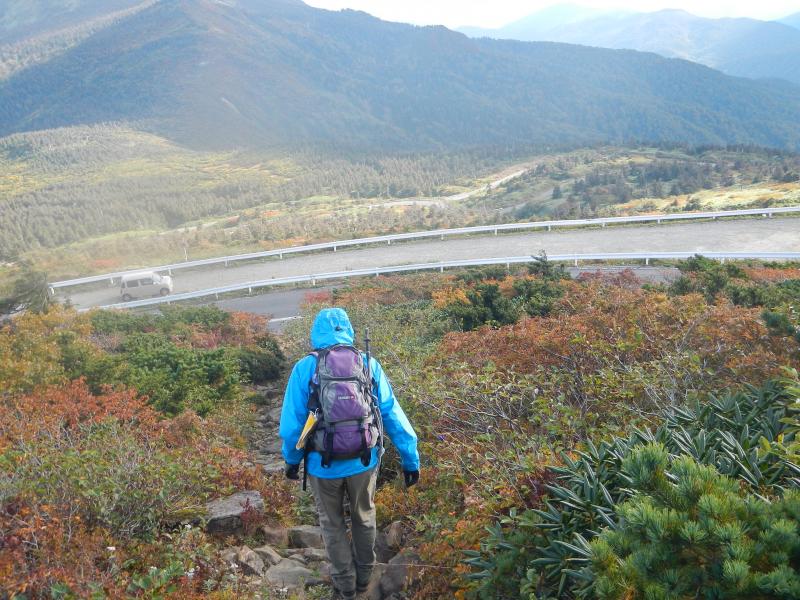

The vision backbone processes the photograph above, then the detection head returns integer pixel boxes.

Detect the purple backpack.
[308,344,380,467]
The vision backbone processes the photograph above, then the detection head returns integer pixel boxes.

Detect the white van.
[120,271,173,301]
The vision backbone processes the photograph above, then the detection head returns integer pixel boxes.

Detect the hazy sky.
[303,1,799,28]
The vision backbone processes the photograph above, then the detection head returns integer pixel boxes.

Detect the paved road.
[215,267,680,331]
[60,218,799,310]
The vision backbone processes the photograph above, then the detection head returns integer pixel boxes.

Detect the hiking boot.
[333,587,357,600]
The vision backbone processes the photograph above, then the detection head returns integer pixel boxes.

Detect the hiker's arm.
[372,358,420,472]
[279,358,311,465]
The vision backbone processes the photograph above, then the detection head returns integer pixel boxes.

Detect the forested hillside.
[461,9,800,85]
[0,1,155,80]
[1,0,800,151]
[0,0,143,42]
[0,125,528,261]
[4,143,797,284]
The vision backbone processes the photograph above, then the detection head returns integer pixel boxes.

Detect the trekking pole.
[364,328,385,474]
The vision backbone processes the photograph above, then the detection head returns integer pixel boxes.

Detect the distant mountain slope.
[0,1,156,81]
[461,8,800,85]
[458,4,617,40]
[780,13,800,30]
[1,0,800,151]
[0,0,143,43]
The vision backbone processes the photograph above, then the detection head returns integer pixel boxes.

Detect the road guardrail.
[86,251,800,311]
[51,206,800,291]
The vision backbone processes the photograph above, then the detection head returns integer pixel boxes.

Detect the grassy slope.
[0,125,297,200]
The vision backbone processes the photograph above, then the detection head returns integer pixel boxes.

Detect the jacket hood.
[310,308,354,349]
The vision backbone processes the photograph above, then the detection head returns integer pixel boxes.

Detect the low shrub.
[469,375,800,599]
[119,334,240,416]
[592,445,800,600]
[236,341,285,384]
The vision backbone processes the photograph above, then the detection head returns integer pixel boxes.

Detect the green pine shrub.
[469,376,800,599]
[591,444,800,600]
[121,334,240,417]
[512,278,564,317]
[444,282,521,330]
[236,341,284,384]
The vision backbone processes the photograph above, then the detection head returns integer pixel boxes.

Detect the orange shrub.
[0,305,94,394]
[0,379,158,446]
[743,266,800,282]
[439,281,798,414]
[0,506,124,598]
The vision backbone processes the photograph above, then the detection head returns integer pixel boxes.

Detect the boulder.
[260,523,289,547]
[288,525,325,549]
[205,491,264,535]
[267,405,283,423]
[364,563,388,600]
[264,558,318,589]
[374,530,394,563]
[286,550,308,564]
[262,438,282,454]
[220,547,238,567]
[236,546,265,576]
[380,550,421,597]
[262,459,285,474]
[385,521,404,550]
[254,544,283,566]
[301,547,329,562]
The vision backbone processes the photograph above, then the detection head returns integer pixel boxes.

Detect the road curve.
[60,218,800,310]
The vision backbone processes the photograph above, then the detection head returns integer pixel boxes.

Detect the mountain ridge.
[780,12,800,30]
[459,6,800,85]
[0,0,145,43]
[1,0,800,151]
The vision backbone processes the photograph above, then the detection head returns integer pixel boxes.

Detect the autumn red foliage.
[440,281,794,411]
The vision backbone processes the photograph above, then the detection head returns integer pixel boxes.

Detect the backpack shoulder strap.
[307,350,324,412]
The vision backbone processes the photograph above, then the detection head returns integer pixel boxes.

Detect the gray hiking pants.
[308,467,377,594]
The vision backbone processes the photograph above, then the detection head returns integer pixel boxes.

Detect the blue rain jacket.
[279,308,420,479]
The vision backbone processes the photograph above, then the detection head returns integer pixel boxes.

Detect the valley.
[2,1,800,598]
[2,143,797,290]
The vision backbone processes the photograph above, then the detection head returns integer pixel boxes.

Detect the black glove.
[285,462,300,480]
[403,470,419,488]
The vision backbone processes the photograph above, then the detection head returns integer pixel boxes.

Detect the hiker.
[279,307,420,599]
